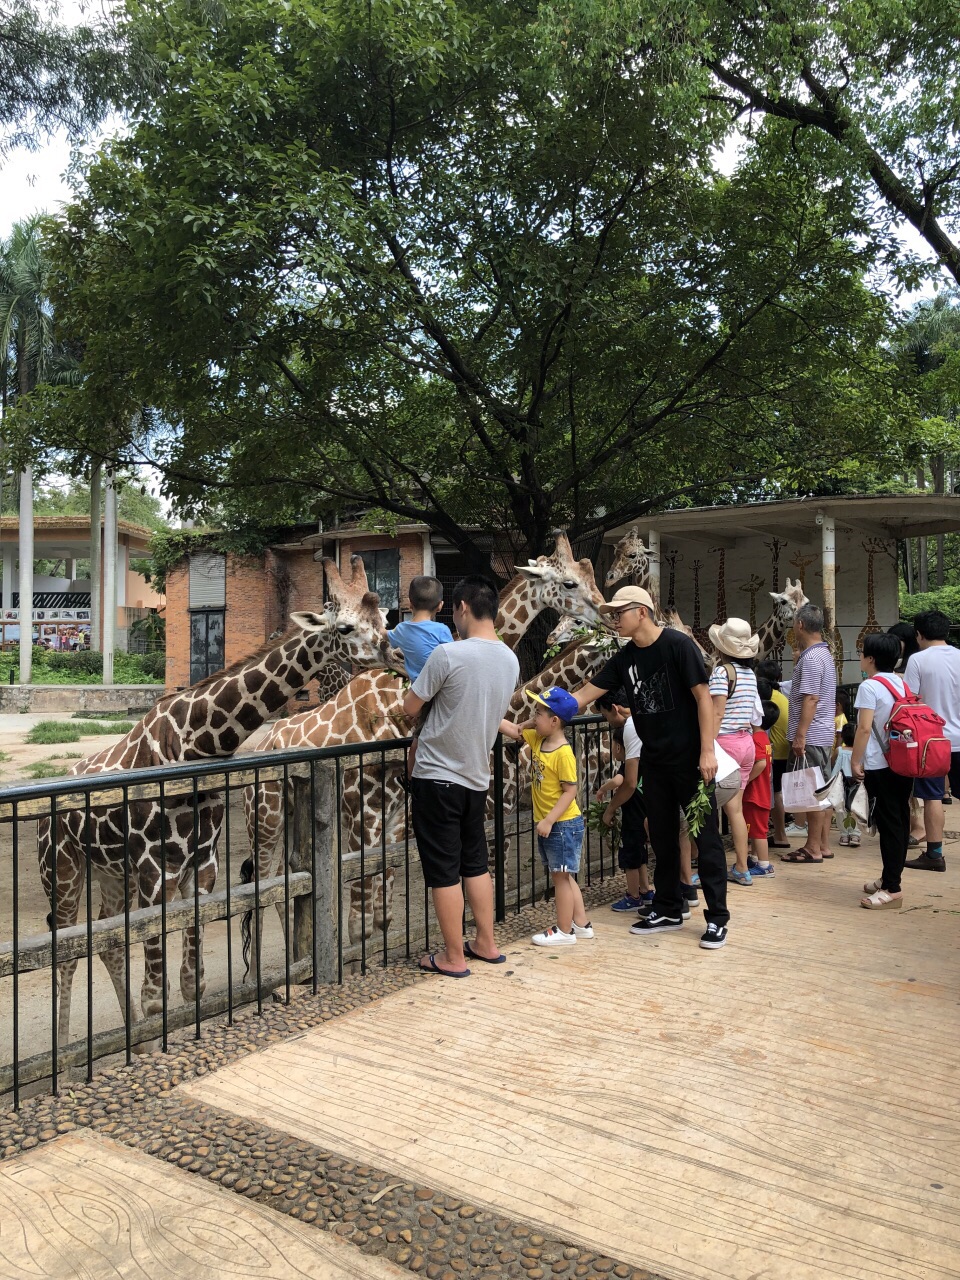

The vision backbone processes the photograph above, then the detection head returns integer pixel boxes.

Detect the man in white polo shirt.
[903,610,960,873]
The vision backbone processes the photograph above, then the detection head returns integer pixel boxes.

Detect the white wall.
[649,529,898,684]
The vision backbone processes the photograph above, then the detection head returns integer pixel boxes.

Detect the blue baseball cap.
[526,686,579,723]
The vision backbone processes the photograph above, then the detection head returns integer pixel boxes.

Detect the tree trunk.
[916,466,929,592]
[934,453,945,588]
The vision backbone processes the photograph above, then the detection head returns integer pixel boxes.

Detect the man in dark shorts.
[571,586,730,950]
[402,576,520,977]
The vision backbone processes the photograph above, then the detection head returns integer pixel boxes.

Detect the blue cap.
[526,686,579,723]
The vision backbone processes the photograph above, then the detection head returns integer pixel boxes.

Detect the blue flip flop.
[419,953,471,978]
[464,941,506,965]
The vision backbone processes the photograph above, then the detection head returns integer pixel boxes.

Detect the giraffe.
[711,547,728,626]
[754,578,809,659]
[663,549,682,612]
[739,573,766,631]
[604,526,651,590]
[37,555,402,1051]
[856,539,887,652]
[240,533,610,952]
[495,530,608,647]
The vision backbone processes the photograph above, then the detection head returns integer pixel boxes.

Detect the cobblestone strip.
[0,873,665,1280]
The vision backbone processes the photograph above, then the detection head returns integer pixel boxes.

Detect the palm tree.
[0,215,79,681]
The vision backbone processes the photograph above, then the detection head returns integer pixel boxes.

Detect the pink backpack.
[871,676,951,778]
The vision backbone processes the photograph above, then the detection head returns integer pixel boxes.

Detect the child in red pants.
[743,680,779,877]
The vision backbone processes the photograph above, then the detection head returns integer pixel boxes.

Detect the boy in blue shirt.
[388,576,452,680]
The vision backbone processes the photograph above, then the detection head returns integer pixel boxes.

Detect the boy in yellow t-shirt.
[500,687,593,947]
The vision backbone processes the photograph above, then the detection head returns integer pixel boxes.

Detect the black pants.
[864,768,912,893]
[642,758,729,927]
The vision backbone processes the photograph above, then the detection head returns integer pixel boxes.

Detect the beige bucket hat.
[709,616,759,659]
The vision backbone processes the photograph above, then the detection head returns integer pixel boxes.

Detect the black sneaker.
[638,900,690,920]
[681,882,699,904]
[699,922,728,950]
[630,912,683,935]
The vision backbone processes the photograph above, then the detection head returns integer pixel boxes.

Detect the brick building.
[164,525,457,700]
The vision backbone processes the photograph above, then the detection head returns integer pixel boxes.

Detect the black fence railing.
[0,715,615,1108]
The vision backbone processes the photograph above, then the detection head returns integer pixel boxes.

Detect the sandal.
[769,840,792,849]
[780,848,824,863]
[860,888,902,910]
[863,877,882,893]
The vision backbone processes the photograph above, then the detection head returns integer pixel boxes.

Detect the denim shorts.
[537,815,585,874]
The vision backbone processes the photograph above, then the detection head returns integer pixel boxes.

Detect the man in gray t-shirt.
[402,576,519,977]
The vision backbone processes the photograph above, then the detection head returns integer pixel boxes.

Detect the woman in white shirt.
[851,633,912,909]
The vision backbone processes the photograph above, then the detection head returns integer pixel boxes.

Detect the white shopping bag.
[782,756,826,812]
[850,782,870,824]
[815,768,846,818]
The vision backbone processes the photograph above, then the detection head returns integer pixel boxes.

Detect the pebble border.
[0,873,667,1280]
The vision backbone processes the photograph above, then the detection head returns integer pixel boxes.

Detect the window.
[363,549,400,624]
[189,552,226,608]
[190,610,225,684]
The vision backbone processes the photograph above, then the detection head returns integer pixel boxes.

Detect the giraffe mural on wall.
[711,547,728,626]
[664,549,682,612]
[690,559,710,652]
[857,539,888,652]
[739,574,766,631]
[37,556,403,1051]
[786,549,818,659]
[764,538,788,657]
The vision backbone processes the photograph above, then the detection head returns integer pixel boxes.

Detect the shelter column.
[2,544,14,611]
[102,469,117,685]
[18,467,34,684]
[647,528,661,603]
[90,464,102,651]
[821,512,836,645]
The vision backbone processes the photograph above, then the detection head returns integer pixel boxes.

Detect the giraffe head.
[308,554,406,673]
[767,577,808,630]
[513,531,609,629]
[605,526,650,587]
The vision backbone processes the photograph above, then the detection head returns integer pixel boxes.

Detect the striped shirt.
[709,661,759,732]
[786,641,837,747]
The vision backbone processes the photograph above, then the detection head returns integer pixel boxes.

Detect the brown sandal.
[780,847,824,863]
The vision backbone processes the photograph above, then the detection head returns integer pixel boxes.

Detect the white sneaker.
[571,921,594,938]
[532,926,576,946]
[785,822,808,836]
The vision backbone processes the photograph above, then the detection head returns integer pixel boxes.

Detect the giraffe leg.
[38,816,87,1052]
[179,808,220,1004]
[138,871,180,1019]
[240,781,285,982]
[96,876,144,1029]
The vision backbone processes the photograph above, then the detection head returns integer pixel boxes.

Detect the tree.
[16,0,940,557]
[0,0,127,156]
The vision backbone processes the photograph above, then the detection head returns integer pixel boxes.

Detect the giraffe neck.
[866,556,876,621]
[495,577,545,649]
[139,631,342,764]
[692,570,701,629]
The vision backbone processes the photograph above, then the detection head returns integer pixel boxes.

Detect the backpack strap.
[720,660,738,699]
[872,675,912,704]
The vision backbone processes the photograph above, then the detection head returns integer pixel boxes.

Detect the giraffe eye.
[337,623,355,635]
[561,579,577,589]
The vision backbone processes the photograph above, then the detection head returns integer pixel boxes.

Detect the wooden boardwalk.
[183,837,960,1280]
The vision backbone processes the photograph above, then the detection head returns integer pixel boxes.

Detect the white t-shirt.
[903,645,960,750]
[623,718,642,761]
[854,673,906,771]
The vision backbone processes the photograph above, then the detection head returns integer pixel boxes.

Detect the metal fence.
[0,715,616,1108]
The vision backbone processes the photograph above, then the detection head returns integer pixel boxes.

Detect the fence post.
[291,763,339,985]
[493,734,505,922]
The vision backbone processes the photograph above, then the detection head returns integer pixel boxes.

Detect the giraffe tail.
[239,857,255,982]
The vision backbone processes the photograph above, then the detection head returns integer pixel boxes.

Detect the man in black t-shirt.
[572,586,730,949]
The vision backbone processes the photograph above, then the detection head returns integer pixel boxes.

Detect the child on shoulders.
[387,575,452,681]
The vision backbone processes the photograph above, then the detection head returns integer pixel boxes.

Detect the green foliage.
[26,719,133,745]
[899,587,960,624]
[15,0,937,556]
[137,650,167,679]
[22,753,84,780]
[0,646,164,685]
[147,524,290,593]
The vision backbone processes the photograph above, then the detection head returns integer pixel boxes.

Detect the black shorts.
[410,777,489,889]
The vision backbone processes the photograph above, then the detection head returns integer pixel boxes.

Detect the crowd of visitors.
[397,571,954,975]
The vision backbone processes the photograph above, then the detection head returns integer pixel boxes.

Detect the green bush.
[137,650,167,679]
[899,586,960,624]
[45,650,104,675]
